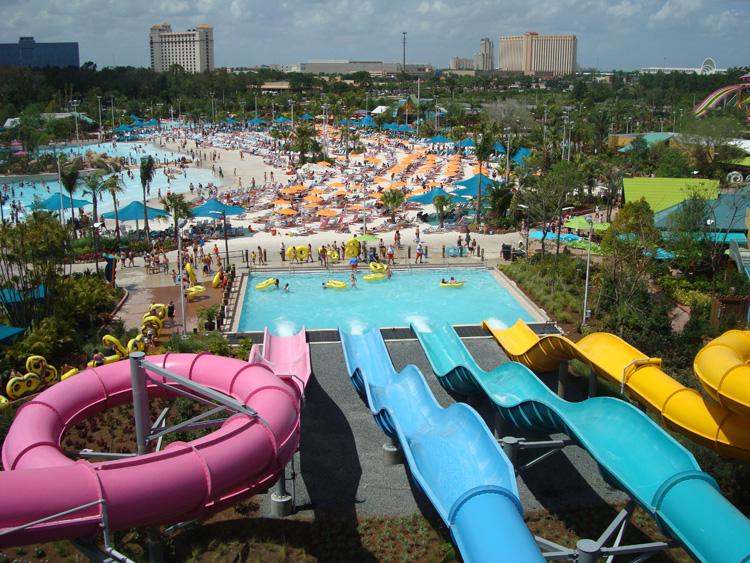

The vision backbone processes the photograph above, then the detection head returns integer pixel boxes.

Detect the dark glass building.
[0,37,79,69]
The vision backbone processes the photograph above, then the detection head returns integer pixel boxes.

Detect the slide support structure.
[129,352,151,456]
[587,367,597,398]
[270,470,293,517]
[382,436,402,465]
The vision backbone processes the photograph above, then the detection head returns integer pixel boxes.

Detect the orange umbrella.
[391,181,407,187]
[329,182,346,188]
[277,208,299,215]
[317,209,339,216]
[348,204,365,210]
[383,185,402,190]
[303,202,319,208]
[373,177,388,183]
[271,199,292,205]
[303,195,324,202]
[365,157,382,163]
[280,187,302,194]
[368,192,384,198]
[316,161,331,166]
[332,189,350,195]
[308,188,328,194]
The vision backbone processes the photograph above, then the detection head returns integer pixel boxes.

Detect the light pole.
[289,100,296,128]
[177,220,188,337]
[322,103,329,155]
[582,214,594,327]
[209,92,215,124]
[70,99,81,151]
[93,222,103,275]
[97,96,102,141]
[156,103,163,130]
[505,127,512,184]
[567,121,574,162]
[239,101,246,127]
[177,98,181,120]
[211,210,230,266]
[561,115,567,159]
[110,97,115,130]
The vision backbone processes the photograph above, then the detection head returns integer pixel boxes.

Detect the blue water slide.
[414,322,750,563]
[339,327,543,563]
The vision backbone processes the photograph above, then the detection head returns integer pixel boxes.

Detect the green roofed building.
[623,177,719,213]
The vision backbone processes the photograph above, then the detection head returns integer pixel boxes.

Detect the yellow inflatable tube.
[185,285,206,298]
[256,278,276,289]
[370,262,387,272]
[26,356,57,384]
[185,262,198,285]
[6,373,41,400]
[363,273,385,281]
[212,272,222,288]
[326,280,347,289]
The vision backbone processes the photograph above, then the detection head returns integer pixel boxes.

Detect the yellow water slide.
[483,320,750,462]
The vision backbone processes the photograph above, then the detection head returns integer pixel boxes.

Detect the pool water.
[3,142,222,218]
[237,268,534,335]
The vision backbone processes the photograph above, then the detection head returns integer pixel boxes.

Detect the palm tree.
[102,175,126,238]
[159,193,193,241]
[140,155,156,241]
[59,161,81,236]
[291,124,320,166]
[588,108,612,155]
[380,190,405,224]
[79,171,110,241]
[472,126,497,222]
[432,194,455,228]
[485,182,513,220]
[443,75,459,102]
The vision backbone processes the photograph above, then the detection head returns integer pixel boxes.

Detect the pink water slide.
[0,329,310,548]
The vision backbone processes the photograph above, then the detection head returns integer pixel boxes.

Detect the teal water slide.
[413,322,750,563]
[339,327,544,563]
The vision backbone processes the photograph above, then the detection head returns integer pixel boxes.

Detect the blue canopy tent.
[300,113,316,121]
[102,201,168,222]
[33,194,91,212]
[409,188,466,204]
[142,119,159,127]
[454,173,497,190]
[397,124,415,133]
[513,147,531,166]
[130,115,145,121]
[272,116,291,124]
[383,123,398,131]
[426,134,452,144]
[112,125,134,132]
[454,138,475,148]
[248,117,266,125]
[191,198,246,218]
[223,117,241,124]
[0,325,26,346]
[492,141,506,153]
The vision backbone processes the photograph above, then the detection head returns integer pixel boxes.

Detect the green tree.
[158,193,193,242]
[139,155,156,241]
[291,124,321,166]
[472,126,496,222]
[59,160,82,234]
[680,115,745,178]
[432,194,455,228]
[79,172,112,235]
[0,211,71,328]
[102,175,126,238]
[380,190,406,224]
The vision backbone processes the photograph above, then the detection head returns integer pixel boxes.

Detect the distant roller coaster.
[693,73,750,119]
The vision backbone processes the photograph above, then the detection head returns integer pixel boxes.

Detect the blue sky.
[0,0,747,72]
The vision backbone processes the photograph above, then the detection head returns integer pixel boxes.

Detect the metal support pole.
[576,539,599,563]
[501,436,519,466]
[147,528,164,563]
[382,436,401,465]
[557,360,570,400]
[223,210,230,266]
[270,470,293,517]
[128,352,151,456]
[588,367,597,399]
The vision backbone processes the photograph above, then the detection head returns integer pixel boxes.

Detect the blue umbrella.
[112,125,134,132]
[33,193,91,211]
[409,188,466,204]
[398,124,415,132]
[454,173,498,191]
[191,198,246,218]
[454,138,475,148]
[248,117,266,124]
[101,200,169,222]
[426,134,452,144]
[492,141,506,153]
[300,113,315,120]
[273,116,291,123]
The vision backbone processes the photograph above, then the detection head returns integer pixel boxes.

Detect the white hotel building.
[149,23,214,73]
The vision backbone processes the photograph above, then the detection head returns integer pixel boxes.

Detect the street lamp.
[93,222,103,275]
[567,121,574,162]
[177,219,188,336]
[70,100,81,151]
[110,97,115,130]
[210,210,230,266]
[239,101,246,127]
[582,214,594,327]
[289,100,296,129]
[209,92,215,124]
[97,96,102,142]
[322,103,329,154]
[504,127,512,184]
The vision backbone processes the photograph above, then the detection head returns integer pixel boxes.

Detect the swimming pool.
[237,268,535,335]
[3,142,222,218]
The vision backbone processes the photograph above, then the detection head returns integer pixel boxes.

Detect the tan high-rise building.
[497,31,576,76]
[150,23,214,73]
[474,38,494,71]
